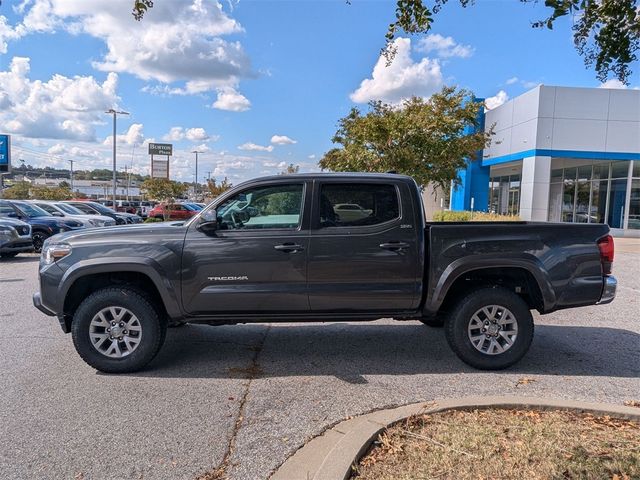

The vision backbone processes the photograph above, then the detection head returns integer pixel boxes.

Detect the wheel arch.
[427,261,555,316]
[59,260,183,331]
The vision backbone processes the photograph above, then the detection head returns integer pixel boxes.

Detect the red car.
[149,203,199,220]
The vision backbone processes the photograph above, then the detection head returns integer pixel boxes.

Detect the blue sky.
[0,0,634,184]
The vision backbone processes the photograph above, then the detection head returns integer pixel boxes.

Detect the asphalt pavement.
[0,246,638,479]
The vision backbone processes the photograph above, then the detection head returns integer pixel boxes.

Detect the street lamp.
[106,108,129,209]
[191,150,202,201]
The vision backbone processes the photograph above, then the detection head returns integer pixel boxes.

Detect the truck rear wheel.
[71,287,167,373]
[444,287,534,370]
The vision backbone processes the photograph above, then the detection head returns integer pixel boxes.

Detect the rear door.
[307,179,421,312]
[181,180,312,314]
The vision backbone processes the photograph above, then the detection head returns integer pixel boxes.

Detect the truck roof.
[242,172,416,183]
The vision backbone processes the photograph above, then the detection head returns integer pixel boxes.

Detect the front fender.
[57,256,183,320]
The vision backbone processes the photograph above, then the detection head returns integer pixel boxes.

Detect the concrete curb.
[270,396,640,480]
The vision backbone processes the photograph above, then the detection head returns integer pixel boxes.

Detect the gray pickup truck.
[33,173,616,373]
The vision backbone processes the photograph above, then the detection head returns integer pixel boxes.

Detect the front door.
[182,181,311,315]
[307,180,420,312]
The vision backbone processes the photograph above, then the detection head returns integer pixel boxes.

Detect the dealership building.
[448,85,640,236]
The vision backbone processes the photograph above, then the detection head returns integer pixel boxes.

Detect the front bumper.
[33,292,55,316]
[0,238,34,254]
[597,275,617,304]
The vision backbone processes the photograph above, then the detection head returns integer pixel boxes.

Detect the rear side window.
[319,183,399,228]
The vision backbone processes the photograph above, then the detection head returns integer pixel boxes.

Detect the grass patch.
[352,409,640,480]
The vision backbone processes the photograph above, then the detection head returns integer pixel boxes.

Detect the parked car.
[0,217,33,258]
[135,201,156,218]
[333,203,373,222]
[0,200,85,252]
[29,201,116,228]
[149,203,199,220]
[64,201,141,225]
[184,202,204,211]
[98,200,138,214]
[33,173,616,374]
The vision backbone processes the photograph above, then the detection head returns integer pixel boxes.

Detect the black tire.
[419,315,445,328]
[71,287,167,373]
[32,230,50,253]
[444,287,534,370]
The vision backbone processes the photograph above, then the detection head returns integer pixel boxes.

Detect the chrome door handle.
[274,243,305,253]
[379,241,410,251]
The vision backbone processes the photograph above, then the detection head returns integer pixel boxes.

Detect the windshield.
[55,203,84,215]
[15,202,51,218]
[89,202,116,214]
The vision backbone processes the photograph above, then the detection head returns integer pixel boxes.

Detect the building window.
[548,159,638,229]
[488,174,520,215]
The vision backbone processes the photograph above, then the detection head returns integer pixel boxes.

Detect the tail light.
[597,235,614,275]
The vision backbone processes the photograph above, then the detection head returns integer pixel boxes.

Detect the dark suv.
[0,200,85,252]
[64,201,141,225]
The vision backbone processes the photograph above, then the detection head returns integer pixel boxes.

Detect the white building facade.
[452,86,640,236]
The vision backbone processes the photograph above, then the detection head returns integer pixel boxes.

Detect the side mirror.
[197,209,218,234]
[7,212,18,218]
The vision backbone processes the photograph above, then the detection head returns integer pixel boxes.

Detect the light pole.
[191,150,201,201]
[106,108,129,209]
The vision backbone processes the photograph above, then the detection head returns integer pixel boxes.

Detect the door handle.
[274,243,305,253]
[379,241,410,251]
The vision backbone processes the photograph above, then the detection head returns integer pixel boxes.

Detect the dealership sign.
[148,143,173,156]
[148,142,172,179]
[0,134,10,173]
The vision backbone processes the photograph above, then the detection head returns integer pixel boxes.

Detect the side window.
[319,183,399,228]
[38,204,56,214]
[216,183,304,230]
[0,202,15,216]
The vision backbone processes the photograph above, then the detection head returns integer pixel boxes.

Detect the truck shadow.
[138,323,640,381]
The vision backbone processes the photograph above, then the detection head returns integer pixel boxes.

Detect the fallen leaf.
[516,377,536,387]
[623,400,640,408]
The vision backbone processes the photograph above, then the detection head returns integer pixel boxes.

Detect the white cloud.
[506,76,519,85]
[186,127,211,142]
[213,87,251,111]
[162,126,217,142]
[163,127,186,142]
[0,56,120,141]
[270,135,297,145]
[599,79,627,89]
[350,38,443,104]
[485,90,509,110]
[308,154,316,160]
[192,143,211,153]
[8,1,252,99]
[415,34,474,58]
[103,123,146,147]
[238,142,274,152]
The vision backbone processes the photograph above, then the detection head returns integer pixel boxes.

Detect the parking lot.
[1,245,639,480]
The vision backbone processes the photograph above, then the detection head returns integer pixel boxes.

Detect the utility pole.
[68,159,74,192]
[106,108,130,209]
[191,150,201,201]
[124,165,129,202]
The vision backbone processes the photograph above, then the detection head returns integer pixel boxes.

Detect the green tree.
[206,177,233,198]
[141,178,187,220]
[30,185,73,200]
[280,164,300,175]
[132,0,638,84]
[319,86,491,191]
[2,181,30,199]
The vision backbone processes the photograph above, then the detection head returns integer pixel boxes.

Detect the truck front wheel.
[444,287,534,370]
[71,287,167,373]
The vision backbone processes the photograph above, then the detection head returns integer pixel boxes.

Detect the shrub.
[432,210,520,222]
[144,217,164,223]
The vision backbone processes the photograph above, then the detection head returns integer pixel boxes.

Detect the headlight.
[43,243,72,264]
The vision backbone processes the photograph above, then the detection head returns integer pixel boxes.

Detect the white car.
[333,203,373,222]
[30,201,116,228]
